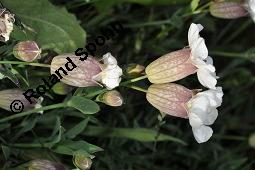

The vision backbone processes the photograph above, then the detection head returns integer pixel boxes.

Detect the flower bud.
[50,54,102,87]
[145,49,196,84]
[97,90,123,107]
[146,83,192,118]
[29,159,66,170]
[52,82,73,95]
[13,41,41,62]
[249,133,255,148]
[74,154,92,170]
[209,1,248,19]
[0,89,39,112]
[124,63,145,78]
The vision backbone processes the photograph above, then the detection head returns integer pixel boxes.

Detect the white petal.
[206,56,214,65]
[191,37,208,60]
[197,87,223,107]
[192,57,215,73]
[101,65,123,90]
[189,112,203,128]
[189,95,210,113]
[188,95,212,127]
[188,23,203,46]
[197,68,217,89]
[214,87,224,105]
[94,53,123,89]
[204,108,218,125]
[249,0,255,13]
[188,89,222,125]
[192,125,213,143]
[103,52,117,65]
[102,77,121,90]
[0,13,14,42]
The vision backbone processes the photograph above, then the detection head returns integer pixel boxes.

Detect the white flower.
[248,0,255,21]
[0,9,15,42]
[93,52,123,90]
[187,87,223,143]
[188,23,218,89]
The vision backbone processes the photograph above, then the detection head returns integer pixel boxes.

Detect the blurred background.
[0,0,255,169]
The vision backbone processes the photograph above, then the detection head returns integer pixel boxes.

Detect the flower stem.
[0,103,66,123]
[123,85,147,93]
[0,61,50,68]
[120,75,148,86]
[9,142,53,148]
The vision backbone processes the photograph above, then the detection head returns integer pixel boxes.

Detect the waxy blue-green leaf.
[2,0,86,53]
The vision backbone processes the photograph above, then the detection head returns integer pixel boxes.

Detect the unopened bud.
[124,63,145,78]
[0,89,39,112]
[50,54,102,87]
[13,41,41,62]
[97,90,123,107]
[210,1,248,19]
[52,82,73,95]
[74,154,92,170]
[146,83,192,118]
[29,159,66,170]
[249,133,255,148]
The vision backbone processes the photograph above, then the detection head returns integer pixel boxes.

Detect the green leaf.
[67,96,100,115]
[83,126,187,145]
[12,117,38,141]
[65,118,90,139]
[2,0,86,53]
[53,140,103,156]
[1,145,10,160]
[48,126,64,148]
[191,0,200,12]
[0,66,19,86]
[0,123,11,132]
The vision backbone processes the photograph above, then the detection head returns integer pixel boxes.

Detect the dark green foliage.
[0,0,254,169]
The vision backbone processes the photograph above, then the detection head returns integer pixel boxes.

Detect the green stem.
[210,51,255,60]
[9,142,52,148]
[86,75,148,98]
[86,88,108,98]
[0,103,66,123]
[123,85,147,93]
[125,20,173,28]
[0,61,50,68]
[120,75,148,86]
[196,1,211,11]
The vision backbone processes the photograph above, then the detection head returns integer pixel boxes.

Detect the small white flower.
[93,53,123,90]
[187,87,223,143]
[0,9,15,42]
[188,23,218,89]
